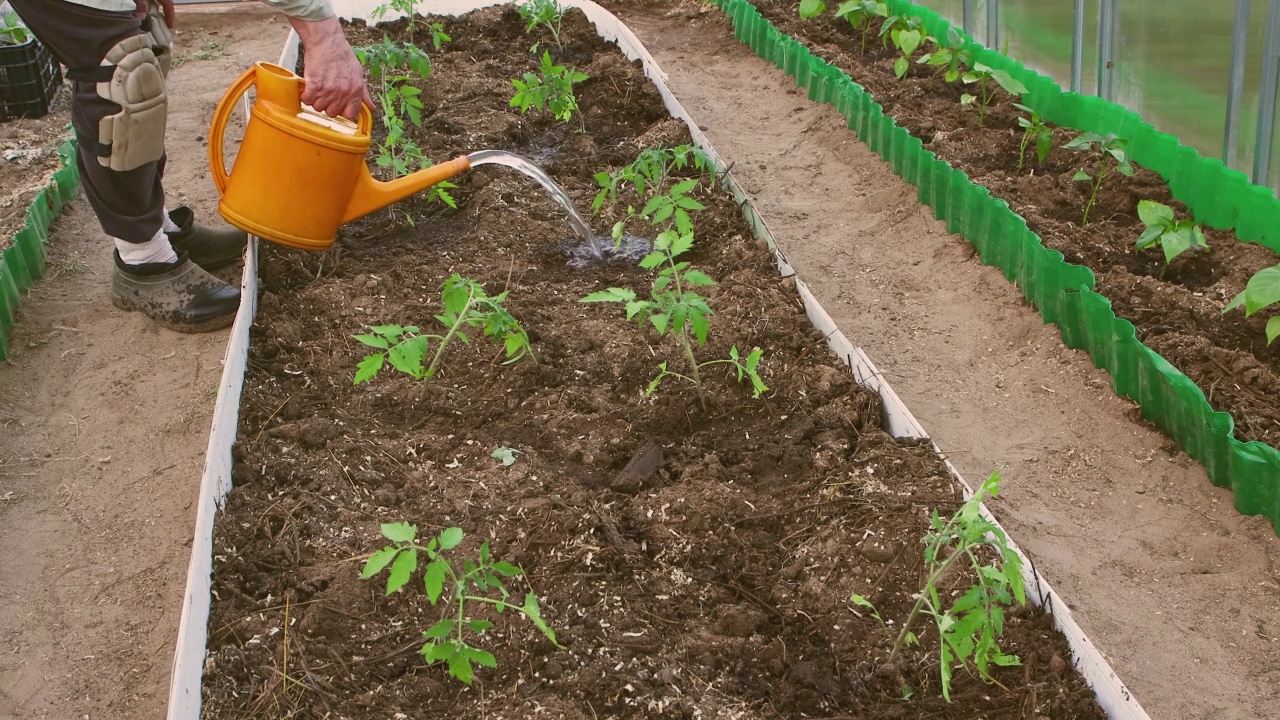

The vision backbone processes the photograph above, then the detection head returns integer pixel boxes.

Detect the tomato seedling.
[581,230,767,409]
[510,51,589,130]
[592,145,716,214]
[852,471,1025,702]
[353,275,534,386]
[362,523,561,685]
[1064,132,1134,225]
[518,0,565,52]
[1223,264,1280,344]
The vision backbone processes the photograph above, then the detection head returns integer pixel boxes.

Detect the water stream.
[466,149,651,267]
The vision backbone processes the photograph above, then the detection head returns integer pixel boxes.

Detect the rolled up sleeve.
[259,0,335,22]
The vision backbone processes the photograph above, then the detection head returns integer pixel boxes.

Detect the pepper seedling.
[851,471,1025,702]
[361,523,561,685]
[959,62,1027,127]
[1134,200,1209,270]
[917,27,971,86]
[1063,132,1134,225]
[880,14,933,79]
[798,0,827,19]
[1223,264,1280,344]
[1013,103,1053,172]
[834,0,890,52]
[353,275,534,386]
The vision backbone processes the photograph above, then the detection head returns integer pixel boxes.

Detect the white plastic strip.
[167,4,1149,718]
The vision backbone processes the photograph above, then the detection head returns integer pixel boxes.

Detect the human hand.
[135,0,175,28]
[288,16,374,120]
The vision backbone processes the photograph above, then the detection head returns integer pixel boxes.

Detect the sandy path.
[0,9,285,718]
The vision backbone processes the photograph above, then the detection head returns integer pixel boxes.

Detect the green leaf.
[423,640,455,663]
[424,619,455,639]
[448,651,475,684]
[1137,200,1174,228]
[423,559,448,604]
[354,354,385,384]
[959,92,976,106]
[439,527,464,550]
[492,561,522,577]
[1072,170,1092,182]
[1135,226,1163,251]
[463,646,498,668]
[897,29,922,57]
[638,252,666,270]
[894,56,909,79]
[1117,161,1136,177]
[386,547,418,595]
[361,546,399,578]
[669,232,695,258]
[491,446,521,466]
[1036,131,1053,164]
[1267,315,1280,344]
[1162,228,1195,264]
[1241,266,1280,315]
[468,619,495,633]
[798,0,825,18]
[650,312,670,335]
[990,68,1027,96]
[353,333,390,349]
[682,269,717,287]
[388,335,429,378]
[581,287,636,304]
[382,522,417,543]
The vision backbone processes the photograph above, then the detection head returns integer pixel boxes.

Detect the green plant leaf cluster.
[356,38,456,215]
[959,62,1027,127]
[592,145,716,214]
[881,14,932,79]
[518,0,565,52]
[917,28,972,85]
[0,11,32,46]
[1013,103,1053,171]
[369,0,448,46]
[581,229,767,407]
[353,274,533,385]
[1064,132,1134,225]
[361,523,560,685]
[854,471,1025,703]
[1134,200,1209,267]
[510,50,589,129]
[835,0,889,52]
[1224,265,1280,344]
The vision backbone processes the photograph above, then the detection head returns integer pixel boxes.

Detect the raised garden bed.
[175,2,1145,718]
[712,0,1280,530]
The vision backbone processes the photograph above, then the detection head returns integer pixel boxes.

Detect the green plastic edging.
[0,137,79,361]
[713,0,1280,532]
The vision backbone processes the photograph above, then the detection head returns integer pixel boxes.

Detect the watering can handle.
[208,64,374,196]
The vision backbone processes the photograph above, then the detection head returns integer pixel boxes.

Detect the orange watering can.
[208,62,471,251]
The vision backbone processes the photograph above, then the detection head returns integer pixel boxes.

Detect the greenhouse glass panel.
[998,0,1096,95]
[1110,0,1237,174]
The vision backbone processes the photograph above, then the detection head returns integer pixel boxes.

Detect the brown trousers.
[8,0,167,244]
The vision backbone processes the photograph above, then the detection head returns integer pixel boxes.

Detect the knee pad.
[142,1,173,78]
[94,34,168,172]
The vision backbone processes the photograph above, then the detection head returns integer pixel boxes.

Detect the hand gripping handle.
[208,64,375,196]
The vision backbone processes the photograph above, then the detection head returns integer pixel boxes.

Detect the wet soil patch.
[747,0,1280,446]
[201,7,1105,718]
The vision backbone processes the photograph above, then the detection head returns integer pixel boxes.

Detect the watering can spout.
[208,62,472,251]
[341,156,472,224]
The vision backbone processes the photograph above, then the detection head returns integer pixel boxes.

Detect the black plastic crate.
[0,36,61,121]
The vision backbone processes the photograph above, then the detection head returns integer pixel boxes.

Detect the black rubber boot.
[111,252,241,333]
[165,206,248,270]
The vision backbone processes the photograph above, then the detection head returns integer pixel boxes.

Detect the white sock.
[115,225,178,265]
[161,207,181,234]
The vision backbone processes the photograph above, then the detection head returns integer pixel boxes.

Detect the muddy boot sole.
[111,293,237,333]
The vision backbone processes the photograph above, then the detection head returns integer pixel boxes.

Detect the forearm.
[262,0,334,22]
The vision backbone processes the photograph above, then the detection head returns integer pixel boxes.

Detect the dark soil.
[0,83,71,249]
[200,7,1106,719]
[748,0,1280,446]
